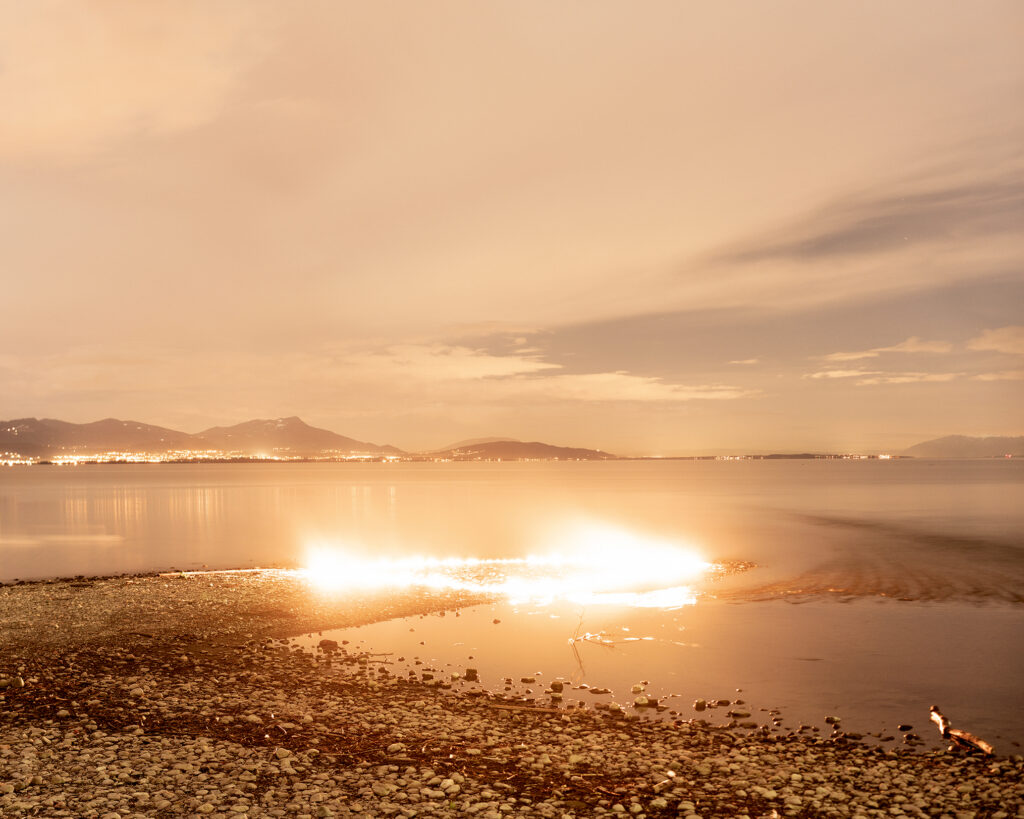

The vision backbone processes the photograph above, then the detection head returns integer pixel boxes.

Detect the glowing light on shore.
[302,524,710,608]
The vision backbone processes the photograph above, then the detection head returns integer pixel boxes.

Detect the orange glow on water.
[302,523,710,608]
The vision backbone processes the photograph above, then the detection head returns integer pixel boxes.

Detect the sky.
[1,1,1022,455]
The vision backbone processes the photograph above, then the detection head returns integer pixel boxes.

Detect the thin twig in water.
[487,703,563,714]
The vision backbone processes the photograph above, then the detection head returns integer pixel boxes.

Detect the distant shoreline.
[6,417,1021,464]
[5,453,933,466]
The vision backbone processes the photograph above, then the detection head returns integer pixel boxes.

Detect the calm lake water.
[2,459,1022,749]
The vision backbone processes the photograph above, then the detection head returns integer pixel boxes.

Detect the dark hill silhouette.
[903,435,1024,459]
[0,416,402,457]
[195,417,401,455]
[433,440,616,460]
[0,417,194,457]
[440,436,520,450]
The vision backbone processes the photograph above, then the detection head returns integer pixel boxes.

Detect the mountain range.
[0,418,613,460]
[0,416,400,458]
[1,417,1020,460]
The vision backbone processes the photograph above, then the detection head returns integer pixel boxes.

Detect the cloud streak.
[718,170,1024,265]
[342,345,559,381]
[805,368,962,386]
[805,369,880,380]
[854,372,962,386]
[968,326,1024,356]
[508,373,753,403]
[821,336,953,362]
[339,346,752,404]
[972,370,1024,381]
[682,153,1024,323]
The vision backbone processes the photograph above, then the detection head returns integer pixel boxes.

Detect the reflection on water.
[294,598,1024,751]
[1,460,1021,595]
[303,522,711,608]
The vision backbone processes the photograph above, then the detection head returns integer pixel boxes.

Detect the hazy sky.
[2,1,1022,454]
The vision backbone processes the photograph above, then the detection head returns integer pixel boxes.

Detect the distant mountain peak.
[441,436,521,450]
[903,434,1024,458]
[195,417,401,455]
[431,439,616,461]
[0,416,404,458]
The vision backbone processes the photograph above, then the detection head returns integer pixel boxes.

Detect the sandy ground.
[0,571,1021,818]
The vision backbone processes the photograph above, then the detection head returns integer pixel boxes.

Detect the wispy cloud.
[967,325,1024,356]
[972,370,1024,381]
[804,368,962,385]
[341,345,752,403]
[729,358,759,365]
[805,369,879,380]
[343,344,559,381]
[854,372,961,386]
[688,156,1024,322]
[717,170,1024,265]
[510,372,753,403]
[821,336,953,362]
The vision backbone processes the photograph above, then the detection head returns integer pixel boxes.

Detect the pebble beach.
[1,571,1021,818]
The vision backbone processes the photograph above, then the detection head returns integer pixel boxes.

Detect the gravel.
[1,572,1021,817]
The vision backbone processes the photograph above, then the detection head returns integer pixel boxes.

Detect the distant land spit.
[0,417,1021,463]
[901,435,1024,459]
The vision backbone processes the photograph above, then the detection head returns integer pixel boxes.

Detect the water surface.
[2,460,1021,590]
[2,459,1021,749]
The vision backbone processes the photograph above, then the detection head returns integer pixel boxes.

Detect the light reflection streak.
[301,523,710,608]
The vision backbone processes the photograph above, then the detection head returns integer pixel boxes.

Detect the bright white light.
[302,523,710,609]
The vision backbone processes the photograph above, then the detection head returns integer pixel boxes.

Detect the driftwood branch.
[158,568,273,577]
[929,706,994,755]
[487,703,564,715]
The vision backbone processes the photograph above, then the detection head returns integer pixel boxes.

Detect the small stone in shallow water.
[693,699,707,711]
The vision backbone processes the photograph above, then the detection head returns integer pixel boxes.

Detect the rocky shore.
[1,571,1021,818]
